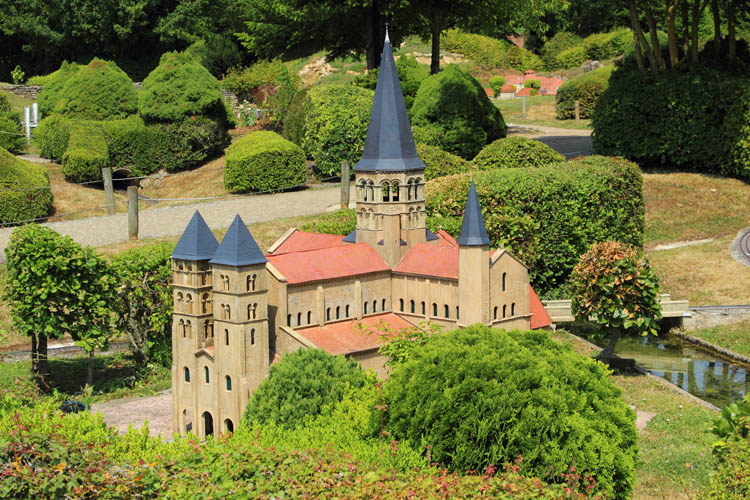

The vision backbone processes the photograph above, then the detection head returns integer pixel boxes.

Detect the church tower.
[458,180,491,325]
[354,28,427,267]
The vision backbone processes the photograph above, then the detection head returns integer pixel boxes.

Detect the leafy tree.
[243,348,368,429]
[4,225,115,388]
[569,241,661,364]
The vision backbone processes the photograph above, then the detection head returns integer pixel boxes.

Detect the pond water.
[591,333,750,408]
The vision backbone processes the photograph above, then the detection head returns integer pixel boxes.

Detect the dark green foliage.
[37,61,80,117]
[411,125,442,146]
[303,85,373,177]
[592,68,750,179]
[524,79,541,90]
[555,45,586,69]
[0,112,25,154]
[411,65,507,159]
[111,242,175,367]
[441,29,542,71]
[0,148,53,225]
[542,32,584,70]
[556,66,613,120]
[139,51,223,123]
[382,325,638,499]
[61,123,108,183]
[224,131,306,193]
[99,116,156,176]
[299,209,356,235]
[426,156,644,294]
[472,137,565,169]
[417,143,474,180]
[52,59,137,120]
[582,28,633,60]
[488,76,505,97]
[146,116,229,172]
[282,88,308,146]
[34,115,72,161]
[184,37,242,77]
[243,348,367,430]
[395,55,429,109]
[705,395,750,499]
[0,93,10,113]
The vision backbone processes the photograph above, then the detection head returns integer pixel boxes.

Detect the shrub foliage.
[224,131,306,192]
[0,148,53,225]
[383,325,638,498]
[0,111,25,154]
[61,122,109,183]
[36,61,80,117]
[472,137,565,170]
[555,66,613,120]
[542,32,584,70]
[442,29,542,71]
[417,143,474,180]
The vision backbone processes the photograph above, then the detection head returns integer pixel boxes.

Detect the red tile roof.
[505,75,523,86]
[484,88,493,97]
[270,230,346,255]
[295,313,415,355]
[394,230,459,279]
[529,286,552,329]
[515,87,533,97]
[267,243,390,284]
[500,84,516,93]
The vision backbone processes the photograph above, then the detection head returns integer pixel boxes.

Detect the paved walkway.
[0,187,340,262]
[508,124,594,158]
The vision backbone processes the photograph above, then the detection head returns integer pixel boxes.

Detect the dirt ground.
[91,390,173,437]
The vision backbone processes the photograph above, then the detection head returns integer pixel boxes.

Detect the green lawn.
[495,95,592,130]
[684,319,750,358]
[0,88,33,114]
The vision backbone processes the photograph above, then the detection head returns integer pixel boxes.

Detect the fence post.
[24,106,31,143]
[127,186,138,239]
[521,97,527,118]
[102,167,116,215]
[340,160,351,209]
[32,103,39,126]
[574,100,580,122]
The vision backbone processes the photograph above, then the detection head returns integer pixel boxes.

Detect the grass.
[45,162,130,221]
[495,95,592,130]
[0,89,33,114]
[684,319,750,357]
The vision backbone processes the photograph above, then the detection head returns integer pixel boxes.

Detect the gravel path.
[91,390,173,437]
[508,124,594,158]
[0,186,340,261]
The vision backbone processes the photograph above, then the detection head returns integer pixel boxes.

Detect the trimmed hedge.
[555,45,586,69]
[395,55,429,110]
[555,66,614,120]
[417,144,474,181]
[411,65,507,159]
[383,326,637,499]
[411,125,442,146]
[583,28,633,60]
[426,155,645,294]
[592,67,750,179]
[224,131,306,192]
[442,29,543,71]
[472,136,565,170]
[0,112,25,154]
[37,61,80,117]
[34,115,72,161]
[0,147,53,225]
[542,32,584,70]
[139,51,223,123]
[61,123,108,183]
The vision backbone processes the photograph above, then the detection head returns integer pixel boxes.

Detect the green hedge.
[0,112,25,154]
[555,45,586,69]
[426,155,644,294]
[0,147,53,225]
[37,61,80,117]
[441,29,542,71]
[542,32,584,70]
[282,87,308,146]
[34,115,72,161]
[488,76,505,97]
[61,123,109,182]
[555,66,614,120]
[0,93,10,113]
[411,125,442,146]
[224,131,306,192]
[418,144,474,180]
[411,65,507,159]
[472,136,565,170]
[583,28,633,60]
[592,67,750,179]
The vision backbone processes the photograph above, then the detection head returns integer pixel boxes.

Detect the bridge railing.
[542,294,689,323]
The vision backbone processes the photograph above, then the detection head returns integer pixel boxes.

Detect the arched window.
[333,306,338,319]
[444,304,450,318]
[391,181,400,202]
[410,300,415,313]
[247,274,257,291]
[433,303,438,316]
[222,275,230,291]
[184,367,190,382]
[185,320,192,336]
[250,328,255,345]
[297,312,302,325]
[176,292,184,311]
[201,293,210,314]
[179,319,186,337]
[493,306,498,320]
[185,294,193,314]
[456,306,459,319]
[407,179,413,200]
[360,180,368,201]
[511,303,516,316]
[502,273,507,292]
[367,180,374,201]
[415,177,422,198]
[224,329,229,346]
[307,311,312,324]
[204,366,210,383]
[421,301,426,315]
[345,305,350,317]
[224,419,234,433]
[364,302,368,314]
[399,298,404,312]
[382,181,390,202]
[503,305,507,318]
[287,314,291,326]
[203,320,210,339]
[382,298,386,311]
[372,299,377,312]
[326,308,331,321]
[203,412,213,437]
[225,375,232,391]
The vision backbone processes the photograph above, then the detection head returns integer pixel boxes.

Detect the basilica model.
[170,32,551,438]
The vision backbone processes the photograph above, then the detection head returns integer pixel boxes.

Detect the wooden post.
[340,160,351,209]
[521,97,527,118]
[575,100,580,122]
[102,167,116,215]
[127,186,138,239]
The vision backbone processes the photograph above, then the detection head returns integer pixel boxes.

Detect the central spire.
[355,28,425,172]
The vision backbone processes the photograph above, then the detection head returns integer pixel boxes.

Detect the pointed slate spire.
[210,215,267,267]
[172,210,219,260]
[355,29,425,172]
[457,180,490,246]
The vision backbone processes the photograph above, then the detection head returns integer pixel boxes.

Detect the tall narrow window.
[250,328,255,345]
[456,306,459,319]
[345,305,350,317]
[225,375,232,391]
[493,306,498,320]
[503,305,507,318]
[176,292,184,312]
[185,294,193,314]
[247,274,257,291]
[444,304,450,318]
[307,311,312,324]
[391,181,400,202]
[336,306,340,319]
[184,367,190,382]
[511,303,516,316]
[201,293,210,314]
[407,179,413,200]
[287,314,291,326]
[203,320,210,339]
[225,419,234,433]
[179,319,186,337]
[382,182,390,202]
[226,305,231,320]
[399,299,404,312]
[421,301,426,315]
[326,308,331,321]
[410,300,415,313]
[204,366,210,383]
[361,180,368,201]
[364,302,368,314]
[382,298,386,311]
[367,181,374,201]
[185,320,192,336]
[502,273,507,292]
[222,275,230,291]
[224,329,229,346]
[372,300,377,312]
[433,303,438,316]
[297,312,302,325]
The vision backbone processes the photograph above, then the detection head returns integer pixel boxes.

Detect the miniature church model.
[171,31,551,438]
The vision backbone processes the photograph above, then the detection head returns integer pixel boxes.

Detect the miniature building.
[499,84,517,100]
[171,30,552,438]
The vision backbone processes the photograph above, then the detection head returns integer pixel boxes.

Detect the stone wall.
[0,84,43,101]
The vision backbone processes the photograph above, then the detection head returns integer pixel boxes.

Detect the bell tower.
[353,27,427,267]
[458,180,491,326]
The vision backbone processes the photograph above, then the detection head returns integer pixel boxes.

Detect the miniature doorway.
[203,411,214,436]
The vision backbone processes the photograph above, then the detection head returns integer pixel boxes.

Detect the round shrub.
[417,143,474,180]
[382,325,638,499]
[0,147,53,225]
[34,115,72,161]
[523,79,540,90]
[488,76,505,97]
[302,85,373,177]
[542,32,584,70]
[555,45,586,69]
[224,131,306,192]
[243,348,368,429]
[0,112,25,154]
[555,66,614,120]
[52,59,137,120]
[583,28,632,61]
[37,61,80,117]
[411,65,506,159]
[139,51,223,123]
[472,136,565,170]
[146,116,229,172]
[61,123,108,182]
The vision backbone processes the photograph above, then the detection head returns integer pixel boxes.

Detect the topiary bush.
[555,66,613,120]
[417,144,475,180]
[146,116,229,172]
[0,112,25,154]
[37,61,80,117]
[542,32,584,70]
[243,348,368,430]
[0,148,53,225]
[411,125,442,146]
[51,59,137,120]
[410,65,507,159]
[426,155,644,294]
[555,45,586,69]
[34,115,72,161]
[224,131,306,192]
[592,67,750,179]
[302,85,373,177]
[61,123,108,182]
[472,136,565,170]
[382,325,638,499]
[0,93,10,113]
[395,55,429,110]
[488,76,505,97]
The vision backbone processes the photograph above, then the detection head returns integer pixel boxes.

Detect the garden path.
[508,124,594,159]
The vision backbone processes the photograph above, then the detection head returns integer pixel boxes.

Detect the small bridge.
[542,294,690,324]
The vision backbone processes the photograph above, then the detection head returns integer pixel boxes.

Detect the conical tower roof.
[172,210,219,260]
[355,29,425,172]
[457,180,490,246]
[210,215,267,267]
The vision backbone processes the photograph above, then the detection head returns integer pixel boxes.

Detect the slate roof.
[354,32,424,172]
[266,243,390,284]
[172,211,219,261]
[295,313,415,355]
[210,215,267,267]
[457,180,490,246]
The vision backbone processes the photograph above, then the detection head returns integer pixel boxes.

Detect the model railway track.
[690,304,750,312]
[739,230,750,259]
